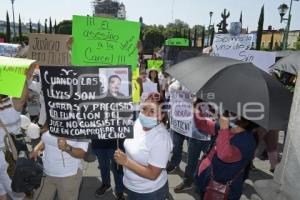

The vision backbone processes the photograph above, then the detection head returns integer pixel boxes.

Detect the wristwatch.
[65,145,73,153]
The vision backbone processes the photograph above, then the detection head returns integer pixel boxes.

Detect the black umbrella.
[166,56,293,130]
[271,52,300,75]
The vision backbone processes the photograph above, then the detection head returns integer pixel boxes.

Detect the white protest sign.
[212,50,276,72]
[212,34,254,53]
[170,91,193,137]
[141,80,158,101]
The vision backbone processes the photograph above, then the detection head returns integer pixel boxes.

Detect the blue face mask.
[139,113,158,129]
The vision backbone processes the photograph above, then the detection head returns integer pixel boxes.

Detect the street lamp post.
[11,0,16,42]
[207,11,213,46]
[278,0,299,50]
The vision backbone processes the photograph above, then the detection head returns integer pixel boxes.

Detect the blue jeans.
[170,131,186,167]
[126,182,169,200]
[93,148,125,193]
[184,138,211,184]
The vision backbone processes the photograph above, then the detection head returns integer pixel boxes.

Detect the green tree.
[54,20,58,34]
[6,11,11,43]
[240,11,243,29]
[44,19,48,33]
[201,26,205,47]
[37,21,41,33]
[29,19,33,33]
[18,14,22,43]
[210,26,215,46]
[143,25,165,54]
[269,31,274,50]
[57,20,72,35]
[164,19,189,38]
[256,5,264,50]
[193,27,197,47]
[49,17,53,34]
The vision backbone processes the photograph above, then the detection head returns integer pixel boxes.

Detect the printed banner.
[40,65,134,139]
[71,15,140,69]
[28,33,71,66]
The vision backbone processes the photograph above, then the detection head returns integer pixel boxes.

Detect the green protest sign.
[71,15,141,69]
[0,56,35,75]
[0,70,26,97]
[147,60,163,72]
[0,56,36,97]
[165,38,190,47]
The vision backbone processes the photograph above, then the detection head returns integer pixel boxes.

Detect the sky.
[1,0,300,31]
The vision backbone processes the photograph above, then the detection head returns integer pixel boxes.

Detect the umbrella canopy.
[166,56,293,130]
[272,52,300,75]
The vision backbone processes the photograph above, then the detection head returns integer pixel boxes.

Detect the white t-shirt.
[41,131,89,177]
[0,98,21,148]
[123,120,173,193]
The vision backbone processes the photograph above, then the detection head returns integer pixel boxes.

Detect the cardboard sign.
[165,38,189,47]
[212,50,276,72]
[0,56,36,97]
[0,43,21,57]
[40,65,134,139]
[212,34,254,53]
[27,33,71,66]
[170,91,193,137]
[71,15,140,70]
[147,60,163,72]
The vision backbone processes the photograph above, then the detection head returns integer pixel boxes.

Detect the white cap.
[25,123,40,139]
[20,115,31,129]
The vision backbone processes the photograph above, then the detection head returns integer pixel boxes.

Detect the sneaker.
[174,182,193,193]
[116,192,125,200]
[95,184,111,197]
[166,163,177,173]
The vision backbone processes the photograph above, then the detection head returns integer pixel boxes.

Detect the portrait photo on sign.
[99,67,130,98]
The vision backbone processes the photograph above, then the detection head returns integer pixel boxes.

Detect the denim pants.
[126,182,169,200]
[184,138,211,184]
[170,131,186,167]
[93,148,125,193]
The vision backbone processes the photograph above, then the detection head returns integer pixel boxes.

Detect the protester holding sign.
[31,130,89,200]
[148,69,160,92]
[114,93,173,200]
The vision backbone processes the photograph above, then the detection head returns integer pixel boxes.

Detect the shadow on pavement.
[79,177,115,200]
